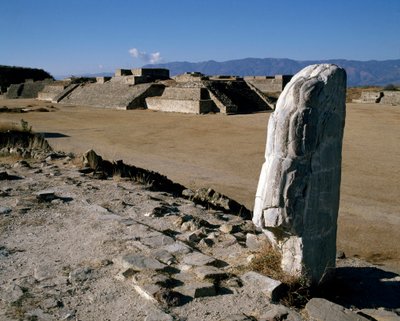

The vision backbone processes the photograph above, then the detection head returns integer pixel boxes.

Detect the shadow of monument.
[318,266,400,309]
[41,132,69,138]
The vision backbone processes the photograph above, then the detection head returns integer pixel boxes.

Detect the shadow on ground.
[41,132,69,138]
[319,267,400,309]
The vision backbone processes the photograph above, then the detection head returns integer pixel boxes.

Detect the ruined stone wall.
[174,72,206,83]
[5,80,52,99]
[146,97,214,114]
[131,68,169,79]
[204,80,270,113]
[161,87,209,100]
[38,82,70,101]
[244,75,292,94]
[381,91,400,105]
[352,90,400,105]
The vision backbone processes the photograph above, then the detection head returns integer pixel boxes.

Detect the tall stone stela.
[253,64,347,285]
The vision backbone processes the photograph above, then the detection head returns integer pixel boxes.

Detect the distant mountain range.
[54,58,400,87]
[144,58,400,87]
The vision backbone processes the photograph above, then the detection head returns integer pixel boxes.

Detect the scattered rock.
[241,271,286,302]
[305,298,371,321]
[259,304,304,321]
[118,254,167,271]
[175,281,216,298]
[0,206,12,215]
[359,308,400,321]
[246,233,269,251]
[182,252,216,267]
[193,266,228,281]
[34,189,56,202]
[68,267,93,283]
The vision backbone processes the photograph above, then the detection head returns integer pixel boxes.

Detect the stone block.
[241,271,286,301]
[115,69,132,76]
[182,252,216,266]
[146,97,215,114]
[305,298,370,321]
[118,254,166,271]
[193,266,228,281]
[175,281,216,298]
[245,233,269,250]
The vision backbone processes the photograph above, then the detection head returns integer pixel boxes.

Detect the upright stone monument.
[253,64,347,285]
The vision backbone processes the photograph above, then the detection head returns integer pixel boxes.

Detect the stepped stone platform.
[5,79,52,99]
[353,90,400,105]
[58,82,165,109]
[37,81,71,101]
[146,86,216,114]
[244,75,292,95]
[147,72,272,114]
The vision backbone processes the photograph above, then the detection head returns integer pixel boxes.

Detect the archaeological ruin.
[353,90,400,105]
[3,67,294,114]
[253,64,347,285]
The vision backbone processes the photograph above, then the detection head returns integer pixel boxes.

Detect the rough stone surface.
[305,298,371,321]
[175,281,216,298]
[118,254,167,271]
[1,143,394,321]
[253,64,347,284]
[182,252,216,267]
[241,271,286,301]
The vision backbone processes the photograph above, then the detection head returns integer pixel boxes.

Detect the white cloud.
[129,47,162,64]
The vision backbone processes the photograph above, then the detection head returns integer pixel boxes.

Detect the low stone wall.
[161,87,209,100]
[146,97,214,114]
[38,82,70,101]
[353,90,400,105]
[381,91,400,105]
[244,75,292,94]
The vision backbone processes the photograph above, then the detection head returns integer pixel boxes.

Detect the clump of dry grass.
[248,243,285,281]
[248,243,311,308]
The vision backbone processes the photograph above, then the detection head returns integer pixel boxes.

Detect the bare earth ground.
[1,98,399,273]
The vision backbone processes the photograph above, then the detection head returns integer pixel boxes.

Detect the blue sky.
[1,0,399,77]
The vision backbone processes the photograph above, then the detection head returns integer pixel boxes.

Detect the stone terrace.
[59,82,165,109]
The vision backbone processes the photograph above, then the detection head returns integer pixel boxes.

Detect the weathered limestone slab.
[305,298,370,321]
[253,64,347,284]
[241,271,286,301]
[146,96,215,114]
[118,254,167,271]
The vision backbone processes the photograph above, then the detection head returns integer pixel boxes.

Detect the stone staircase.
[58,82,165,109]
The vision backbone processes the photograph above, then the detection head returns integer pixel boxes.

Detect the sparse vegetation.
[346,86,383,102]
[383,83,399,91]
[20,119,32,133]
[248,244,312,308]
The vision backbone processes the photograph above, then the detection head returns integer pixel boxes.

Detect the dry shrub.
[249,243,311,308]
[248,243,284,281]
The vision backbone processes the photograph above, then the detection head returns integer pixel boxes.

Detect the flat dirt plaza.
[1,99,399,272]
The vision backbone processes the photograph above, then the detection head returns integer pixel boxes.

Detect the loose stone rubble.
[1,135,399,320]
[0,149,299,320]
[253,64,347,285]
